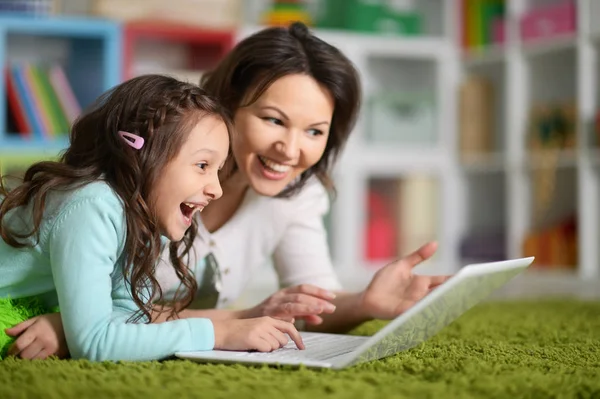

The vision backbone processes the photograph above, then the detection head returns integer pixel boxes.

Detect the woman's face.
[232,73,334,196]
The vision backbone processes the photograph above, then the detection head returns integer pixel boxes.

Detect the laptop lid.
[334,257,534,369]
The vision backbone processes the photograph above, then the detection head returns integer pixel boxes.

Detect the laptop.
[176,256,534,369]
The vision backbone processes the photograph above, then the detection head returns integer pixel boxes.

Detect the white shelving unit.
[453,0,599,298]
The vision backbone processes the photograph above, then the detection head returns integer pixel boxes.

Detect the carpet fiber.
[1,299,599,399]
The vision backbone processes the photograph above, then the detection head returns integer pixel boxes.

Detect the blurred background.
[0,0,597,303]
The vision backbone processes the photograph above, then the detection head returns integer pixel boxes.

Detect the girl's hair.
[0,74,233,322]
[200,21,362,197]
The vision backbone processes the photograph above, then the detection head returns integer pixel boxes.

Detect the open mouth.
[258,155,292,174]
[180,202,204,225]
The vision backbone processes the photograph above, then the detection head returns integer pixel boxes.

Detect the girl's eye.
[263,117,283,126]
[196,162,208,171]
[308,129,323,136]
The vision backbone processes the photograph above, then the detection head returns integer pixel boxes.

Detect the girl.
[0,74,303,361]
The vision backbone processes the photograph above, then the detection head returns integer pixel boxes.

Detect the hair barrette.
[118,131,145,150]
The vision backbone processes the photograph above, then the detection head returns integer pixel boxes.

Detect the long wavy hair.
[201,21,362,197]
[0,74,233,322]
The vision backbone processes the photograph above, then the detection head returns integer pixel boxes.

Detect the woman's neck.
[200,170,250,233]
[221,169,249,199]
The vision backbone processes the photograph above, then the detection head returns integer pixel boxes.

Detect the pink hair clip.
[118,131,145,150]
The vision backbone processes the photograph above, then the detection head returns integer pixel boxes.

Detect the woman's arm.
[151,305,243,323]
[271,180,358,331]
[307,242,451,333]
[303,292,371,333]
[271,182,450,334]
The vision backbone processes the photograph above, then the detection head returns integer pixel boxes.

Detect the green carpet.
[1,299,599,399]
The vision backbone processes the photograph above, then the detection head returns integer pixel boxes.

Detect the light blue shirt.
[0,181,214,361]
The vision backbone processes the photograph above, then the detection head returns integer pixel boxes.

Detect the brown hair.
[0,74,233,322]
[201,21,362,197]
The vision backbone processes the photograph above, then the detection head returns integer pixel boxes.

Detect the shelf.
[0,15,119,37]
[520,33,577,59]
[354,147,447,175]
[525,149,578,170]
[462,44,506,68]
[0,134,69,150]
[359,35,450,60]
[460,152,506,173]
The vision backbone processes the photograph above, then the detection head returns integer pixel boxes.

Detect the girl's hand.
[212,316,304,352]
[5,313,69,359]
[241,284,337,325]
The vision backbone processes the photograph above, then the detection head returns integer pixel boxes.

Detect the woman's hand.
[241,284,337,325]
[5,313,69,359]
[359,241,452,320]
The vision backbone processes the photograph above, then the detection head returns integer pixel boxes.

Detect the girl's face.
[232,74,334,196]
[152,115,230,241]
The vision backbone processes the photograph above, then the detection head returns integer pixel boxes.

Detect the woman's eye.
[196,162,208,171]
[263,117,283,126]
[308,129,323,136]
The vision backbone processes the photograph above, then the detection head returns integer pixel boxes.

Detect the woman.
[7,22,449,359]
[154,21,448,332]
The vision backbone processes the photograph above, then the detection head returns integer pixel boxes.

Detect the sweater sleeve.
[48,195,214,361]
[272,180,343,291]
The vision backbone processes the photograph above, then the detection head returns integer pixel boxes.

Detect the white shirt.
[155,177,342,309]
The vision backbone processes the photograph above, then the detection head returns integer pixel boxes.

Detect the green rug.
[1,299,599,399]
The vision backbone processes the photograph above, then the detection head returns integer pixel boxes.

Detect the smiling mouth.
[180,202,205,225]
[258,155,292,173]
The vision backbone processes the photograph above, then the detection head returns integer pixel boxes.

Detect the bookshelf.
[454,0,598,292]
[0,15,120,173]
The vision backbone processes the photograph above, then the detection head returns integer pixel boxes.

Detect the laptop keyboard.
[228,334,367,362]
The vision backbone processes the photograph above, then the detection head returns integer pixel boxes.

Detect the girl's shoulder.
[50,180,123,211]
[64,180,122,203]
[43,180,125,233]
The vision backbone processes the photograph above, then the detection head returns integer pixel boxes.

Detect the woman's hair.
[201,21,362,197]
[0,74,233,322]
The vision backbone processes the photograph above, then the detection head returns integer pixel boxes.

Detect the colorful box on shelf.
[122,20,234,80]
[262,1,313,27]
[461,0,506,50]
[520,0,576,42]
[527,102,577,151]
[492,17,505,45]
[366,92,436,146]
[522,215,577,269]
[92,0,241,29]
[315,0,421,36]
